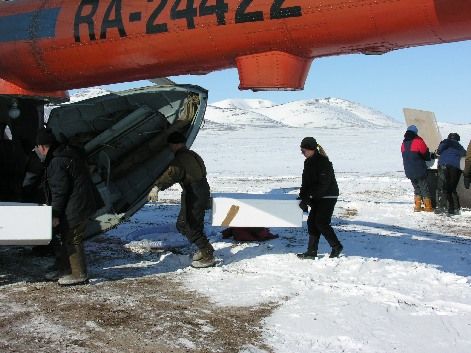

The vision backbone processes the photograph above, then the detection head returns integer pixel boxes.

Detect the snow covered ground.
[6,93,471,352]
[102,97,471,353]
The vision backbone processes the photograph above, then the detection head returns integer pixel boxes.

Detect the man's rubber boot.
[297,234,318,259]
[192,242,215,261]
[191,244,216,268]
[329,244,343,258]
[423,197,434,212]
[45,240,70,282]
[45,261,71,282]
[414,196,422,212]
[58,244,89,286]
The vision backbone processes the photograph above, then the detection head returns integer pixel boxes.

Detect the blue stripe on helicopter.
[0,8,60,43]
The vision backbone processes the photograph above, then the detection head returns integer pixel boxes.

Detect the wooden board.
[403,108,442,151]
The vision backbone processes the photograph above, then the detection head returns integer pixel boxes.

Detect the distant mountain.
[211,99,275,110]
[205,105,289,128]
[205,97,401,129]
[69,87,109,102]
[64,89,401,130]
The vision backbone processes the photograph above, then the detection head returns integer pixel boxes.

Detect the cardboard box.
[211,193,302,228]
[0,203,52,245]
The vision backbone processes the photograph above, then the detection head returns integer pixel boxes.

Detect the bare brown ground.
[0,243,275,353]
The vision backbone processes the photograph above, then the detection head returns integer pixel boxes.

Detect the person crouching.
[155,132,214,268]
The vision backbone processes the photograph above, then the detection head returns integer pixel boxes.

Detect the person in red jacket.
[401,125,433,212]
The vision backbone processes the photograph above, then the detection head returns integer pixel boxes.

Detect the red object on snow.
[221,227,278,241]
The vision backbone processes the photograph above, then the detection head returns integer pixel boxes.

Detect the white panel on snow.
[0,203,52,245]
[211,193,302,228]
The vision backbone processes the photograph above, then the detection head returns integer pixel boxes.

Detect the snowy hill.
[66,89,401,130]
[206,97,401,129]
[63,89,471,136]
[211,98,275,110]
[69,87,109,102]
[204,105,289,129]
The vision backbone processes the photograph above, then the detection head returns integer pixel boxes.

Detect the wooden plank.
[403,108,442,151]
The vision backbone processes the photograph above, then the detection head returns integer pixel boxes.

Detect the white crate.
[211,193,302,228]
[0,203,52,245]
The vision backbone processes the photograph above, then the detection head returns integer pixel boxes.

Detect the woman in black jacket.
[297,137,343,259]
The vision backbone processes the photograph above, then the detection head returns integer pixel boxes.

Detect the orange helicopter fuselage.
[1,0,471,99]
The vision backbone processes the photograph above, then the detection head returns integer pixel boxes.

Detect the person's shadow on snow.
[334,218,471,277]
[211,217,471,278]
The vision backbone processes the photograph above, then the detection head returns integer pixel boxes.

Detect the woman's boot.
[297,234,318,259]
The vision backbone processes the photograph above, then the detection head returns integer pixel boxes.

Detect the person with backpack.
[401,125,434,212]
[296,137,343,259]
[435,133,466,215]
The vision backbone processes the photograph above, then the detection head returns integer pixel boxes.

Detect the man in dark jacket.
[36,128,98,285]
[464,140,471,189]
[435,133,466,215]
[297,137,343,259]
[155,132,214,268]
[401,125,434,212]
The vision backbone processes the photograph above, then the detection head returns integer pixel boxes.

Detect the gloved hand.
[52,217,60,228]
[148,187,159,202]
[299,200,309,213]
[464,176,470,189]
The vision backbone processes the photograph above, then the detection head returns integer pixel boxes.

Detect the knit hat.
[300,137,317,150]
[167,131,187,144]
[35,128,57,146]
[448,132,460,141]
[406,125,418,134]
